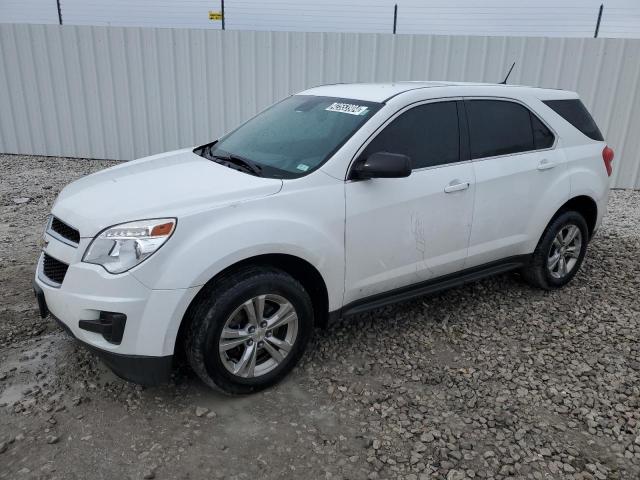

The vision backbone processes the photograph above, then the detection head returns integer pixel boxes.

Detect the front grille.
[42,254,69,285]
[50,217,80,244]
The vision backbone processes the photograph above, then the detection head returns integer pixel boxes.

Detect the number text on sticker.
[325,103,369,116]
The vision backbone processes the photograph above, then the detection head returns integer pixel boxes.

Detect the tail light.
[602,145,614,177]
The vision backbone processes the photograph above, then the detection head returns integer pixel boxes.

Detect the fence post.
[56,0,63,25]
[393,4,398,34]
[221,0,226,30]
[594,4,603,38]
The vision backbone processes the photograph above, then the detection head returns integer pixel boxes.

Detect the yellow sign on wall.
[209,11,223,20]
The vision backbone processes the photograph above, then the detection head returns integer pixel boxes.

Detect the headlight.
[83,218,176,274]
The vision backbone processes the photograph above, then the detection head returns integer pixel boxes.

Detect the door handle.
[537,159,557,171]
[444,181,470,193]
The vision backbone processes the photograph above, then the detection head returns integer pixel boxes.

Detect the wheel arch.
[174,253,330,358]
[555,195,598,239]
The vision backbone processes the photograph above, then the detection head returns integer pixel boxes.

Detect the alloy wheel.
[547,224,582,279]
[218,294,298,378]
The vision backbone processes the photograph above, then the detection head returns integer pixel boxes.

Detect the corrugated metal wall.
[0,24,639,188]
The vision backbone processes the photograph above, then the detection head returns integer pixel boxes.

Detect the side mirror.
[351,152,412,180]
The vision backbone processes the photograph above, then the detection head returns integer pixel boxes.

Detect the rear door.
[464,98,569,267]
[344,99,475,304]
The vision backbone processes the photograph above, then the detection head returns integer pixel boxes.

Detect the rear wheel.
[521,211,589,290]
[185,266,313,394]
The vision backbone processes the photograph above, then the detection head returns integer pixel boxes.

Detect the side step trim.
[333,254,531,320]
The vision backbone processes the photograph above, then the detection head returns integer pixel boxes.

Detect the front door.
[344,100,475,305]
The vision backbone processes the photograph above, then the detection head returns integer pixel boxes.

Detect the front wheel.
[184,267,313,394]
[521,211,589,290]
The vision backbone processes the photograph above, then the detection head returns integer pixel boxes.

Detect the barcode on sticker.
[325,102,369,115]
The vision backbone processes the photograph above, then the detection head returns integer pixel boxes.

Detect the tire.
[184,266,313,395]
[521,211,589,290]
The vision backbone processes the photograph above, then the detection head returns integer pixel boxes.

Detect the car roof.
[299,81,578,103]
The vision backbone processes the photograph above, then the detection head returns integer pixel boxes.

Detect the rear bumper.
[34,280,172,385]
[591,189,609,239]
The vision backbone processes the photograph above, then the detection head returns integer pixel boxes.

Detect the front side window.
[202,95,382,178]
[361,101,460,169]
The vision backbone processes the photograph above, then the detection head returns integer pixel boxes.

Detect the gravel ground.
[1,154,639,480]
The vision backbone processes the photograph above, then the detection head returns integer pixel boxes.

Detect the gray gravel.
[1,154,639,480]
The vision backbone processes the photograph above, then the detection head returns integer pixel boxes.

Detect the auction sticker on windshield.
[325,102,369,115]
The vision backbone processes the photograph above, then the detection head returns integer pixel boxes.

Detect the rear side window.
[362,101,460,169]
[543,99,603,141]
[466,100,534,158]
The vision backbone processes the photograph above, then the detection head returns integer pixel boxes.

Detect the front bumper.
[35,281,172,385]
[34,248,199,384]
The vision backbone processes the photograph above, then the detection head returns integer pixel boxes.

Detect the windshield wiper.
[209,151,263,177]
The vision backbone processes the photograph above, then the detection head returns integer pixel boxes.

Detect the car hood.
[51,148,283,237]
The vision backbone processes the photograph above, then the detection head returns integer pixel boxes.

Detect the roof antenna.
[500,62,516,85]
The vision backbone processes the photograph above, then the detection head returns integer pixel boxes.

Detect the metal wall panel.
[0,24,639,188]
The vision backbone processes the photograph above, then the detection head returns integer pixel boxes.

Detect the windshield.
[201,95,382,178]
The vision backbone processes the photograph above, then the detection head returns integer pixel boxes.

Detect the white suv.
[34,82,614,394]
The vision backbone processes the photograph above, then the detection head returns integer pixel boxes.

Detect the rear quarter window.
[543,99,604,141]
[531,114,554,149]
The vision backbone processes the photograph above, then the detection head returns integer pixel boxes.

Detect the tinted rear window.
[466,100,534,159]
[543,99,603,141]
